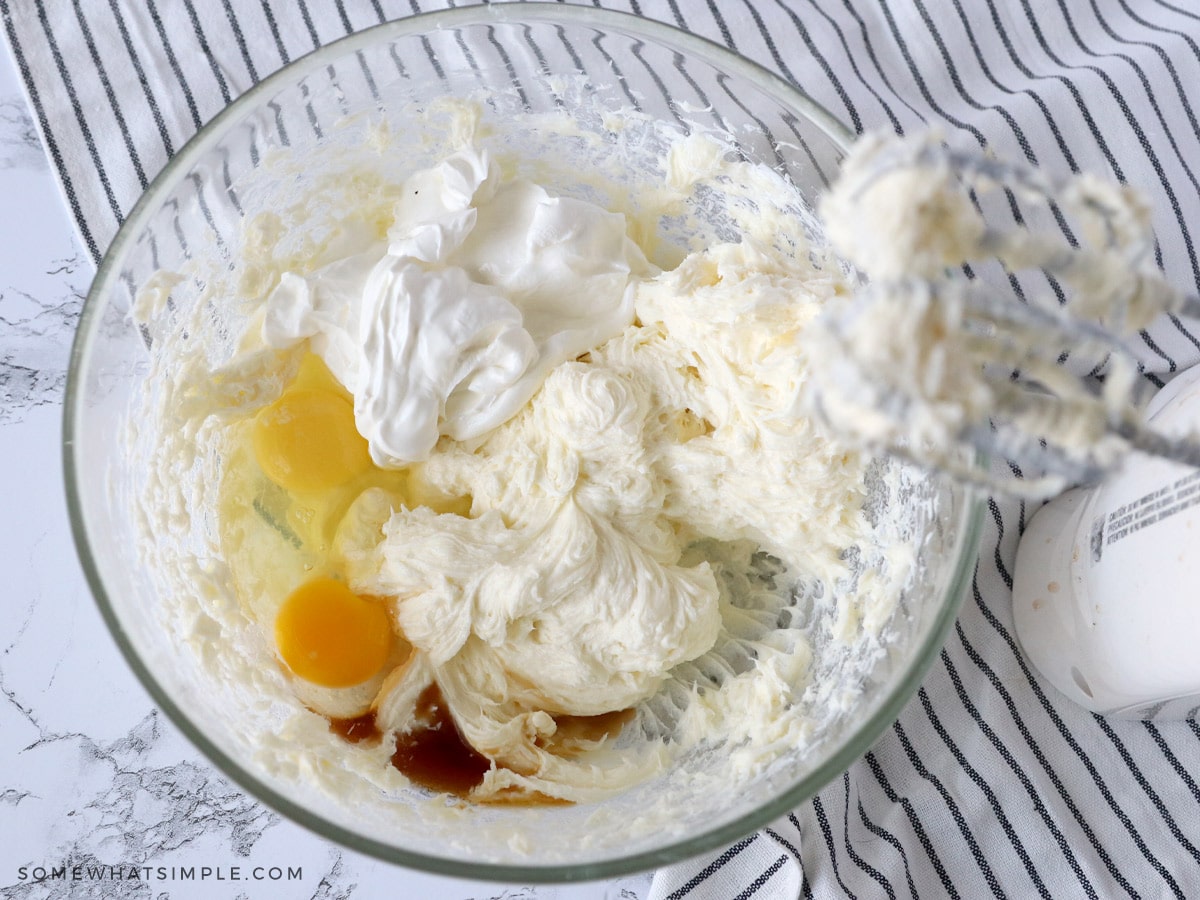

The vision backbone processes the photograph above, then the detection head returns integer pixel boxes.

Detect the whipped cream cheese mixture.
[133,99,915,812]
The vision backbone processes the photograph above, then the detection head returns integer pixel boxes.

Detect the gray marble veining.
[0,95,45,171]
[0,255,85,425]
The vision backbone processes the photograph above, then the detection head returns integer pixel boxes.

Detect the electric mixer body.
[1013,364,1200,719]
[806,130,1200,719]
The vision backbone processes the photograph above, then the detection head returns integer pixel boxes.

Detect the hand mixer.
[805,131,1200,718]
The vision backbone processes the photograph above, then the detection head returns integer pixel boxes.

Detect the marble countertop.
[0,40,650,900]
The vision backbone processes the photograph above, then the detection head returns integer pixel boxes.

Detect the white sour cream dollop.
[262,146,650,465]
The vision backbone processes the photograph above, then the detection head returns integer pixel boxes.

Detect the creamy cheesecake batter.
[132,100,915,815]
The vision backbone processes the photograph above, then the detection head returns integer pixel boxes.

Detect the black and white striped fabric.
[7,1,1200,896]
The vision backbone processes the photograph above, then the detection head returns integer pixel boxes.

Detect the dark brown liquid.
[479,789,573,807]
[541,708,636,757]
[325,689,632,804]
[390,684,491,796]
[329,710,381,744]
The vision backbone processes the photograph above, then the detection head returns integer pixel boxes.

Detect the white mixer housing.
[1013,364,1200,719]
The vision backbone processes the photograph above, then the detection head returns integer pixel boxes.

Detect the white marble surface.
[0,42,653,900]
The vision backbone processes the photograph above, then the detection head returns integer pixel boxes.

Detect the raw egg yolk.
[275,577,393,687]
[252,387,372,493]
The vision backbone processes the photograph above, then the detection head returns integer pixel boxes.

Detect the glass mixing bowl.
[64,3,982,881]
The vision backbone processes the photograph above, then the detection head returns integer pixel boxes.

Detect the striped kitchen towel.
[6,1,1200,897]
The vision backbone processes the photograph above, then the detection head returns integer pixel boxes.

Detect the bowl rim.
[63,1,984,883]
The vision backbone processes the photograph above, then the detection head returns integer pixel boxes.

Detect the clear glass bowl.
[64,3,982,882]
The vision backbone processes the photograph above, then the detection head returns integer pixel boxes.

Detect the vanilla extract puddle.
[326,684,491,797]
[392,684,493,796]
[539,708,636,757]
[329,709,380,744]
[327,687,636,802]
